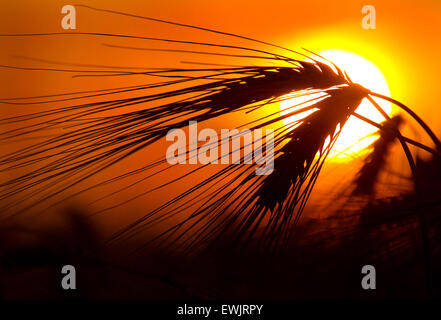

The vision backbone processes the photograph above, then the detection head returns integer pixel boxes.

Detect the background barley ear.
[352,114,404,198]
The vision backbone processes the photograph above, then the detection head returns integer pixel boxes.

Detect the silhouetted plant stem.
[369,92,441,152]
[366,95,432,298]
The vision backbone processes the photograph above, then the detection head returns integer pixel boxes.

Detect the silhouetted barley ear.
[0,6,439,258]
[353,115,404,198]
[0,62,347,216]
[246,85,368,246]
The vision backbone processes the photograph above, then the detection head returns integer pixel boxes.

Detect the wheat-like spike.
[353,115,404,197]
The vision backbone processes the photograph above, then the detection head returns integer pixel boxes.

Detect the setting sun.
[280,50,392,160]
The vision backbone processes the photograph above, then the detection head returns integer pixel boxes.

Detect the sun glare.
[280,50,392,161]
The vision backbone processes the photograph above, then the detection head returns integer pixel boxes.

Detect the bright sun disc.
[280,50,392,161]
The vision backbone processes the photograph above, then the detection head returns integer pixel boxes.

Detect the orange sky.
[0,0,440,235]
[1,0,440,129]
